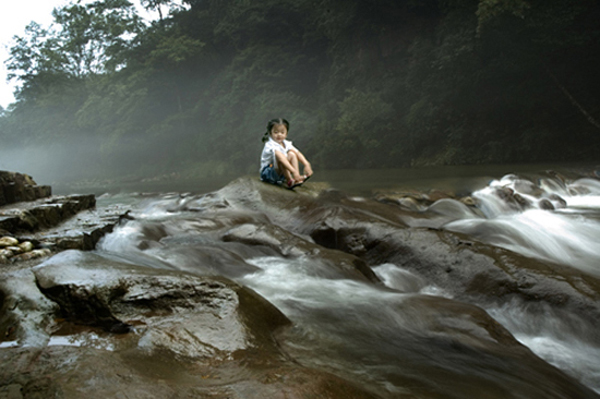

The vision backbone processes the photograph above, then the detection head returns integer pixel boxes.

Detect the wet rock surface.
[1,175,599,398]
[109,177,597,397]
[0,171,51,207]
[0,171,129,265]
[3,194,95,230]
[236,179,600,323]
[0,251,379,399]
[33,251,286,347]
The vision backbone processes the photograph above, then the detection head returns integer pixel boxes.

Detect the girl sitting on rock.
[260,118,313,189]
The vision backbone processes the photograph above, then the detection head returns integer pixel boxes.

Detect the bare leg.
[275,151,302,182]
[279,165,293,183]
[287,152,304,182]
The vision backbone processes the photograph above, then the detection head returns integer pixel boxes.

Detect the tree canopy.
[2,0,599,182]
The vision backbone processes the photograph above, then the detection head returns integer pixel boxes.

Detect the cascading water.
[439,174,600,274]
[429,172,600,393]
[94,169,600,398]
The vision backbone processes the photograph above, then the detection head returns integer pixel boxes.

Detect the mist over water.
[0,141,105,187]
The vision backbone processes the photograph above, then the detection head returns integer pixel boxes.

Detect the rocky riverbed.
[1,172,599,398]
[0,172,128,267]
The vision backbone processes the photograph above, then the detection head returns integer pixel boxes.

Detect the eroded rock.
[222,222,379,283]
[206,178,600,324]
[0,250,380,399]
[2,175,600,399]
[31,250,287,354]
[0,171,51,206]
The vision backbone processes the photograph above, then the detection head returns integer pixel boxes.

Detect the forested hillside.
[1,0,599,182]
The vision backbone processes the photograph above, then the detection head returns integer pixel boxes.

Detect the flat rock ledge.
[0,171,129,265]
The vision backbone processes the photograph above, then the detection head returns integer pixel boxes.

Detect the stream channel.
[67,164,600,397]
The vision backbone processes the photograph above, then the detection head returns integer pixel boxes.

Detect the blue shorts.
[260,164,285,185]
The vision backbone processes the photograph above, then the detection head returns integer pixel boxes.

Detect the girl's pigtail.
[262,131,270,143]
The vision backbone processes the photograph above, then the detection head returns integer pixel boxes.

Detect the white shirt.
[260,137,297,171]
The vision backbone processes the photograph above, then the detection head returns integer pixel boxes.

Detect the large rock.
[0,250,380,399]
[32,250,289,351]
[90,178,598,397]
[0,268,59,347]
[241,182,600,310]
[0,194,96,233]
[2,176,599,398]
[187,178,600,335]
[0,171,51,206]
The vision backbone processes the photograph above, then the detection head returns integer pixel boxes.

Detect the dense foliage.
[2,0,600,181]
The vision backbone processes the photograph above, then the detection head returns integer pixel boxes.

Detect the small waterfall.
[441,173,600,274]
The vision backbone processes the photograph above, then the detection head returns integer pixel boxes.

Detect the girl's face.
[270,124,288,144]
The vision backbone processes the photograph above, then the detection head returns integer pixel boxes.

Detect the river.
[91,163,600,397]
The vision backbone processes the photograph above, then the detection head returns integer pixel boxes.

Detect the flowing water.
[94,164,600,397]
[442,174,600,274]
[436,171,600,395]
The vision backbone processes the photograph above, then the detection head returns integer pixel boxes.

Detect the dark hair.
[262,118,290,142]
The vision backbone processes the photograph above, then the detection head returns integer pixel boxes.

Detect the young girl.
[260,118,313,189]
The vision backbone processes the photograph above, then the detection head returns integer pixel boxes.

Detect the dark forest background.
[1,0,599,184]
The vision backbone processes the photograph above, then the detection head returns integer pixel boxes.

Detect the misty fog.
[0,0,599,191]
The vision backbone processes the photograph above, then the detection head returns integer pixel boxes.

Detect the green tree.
[3,0,600,183]
[6,0,143,99]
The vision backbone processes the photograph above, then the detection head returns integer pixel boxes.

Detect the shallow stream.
[94,164,600,397]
